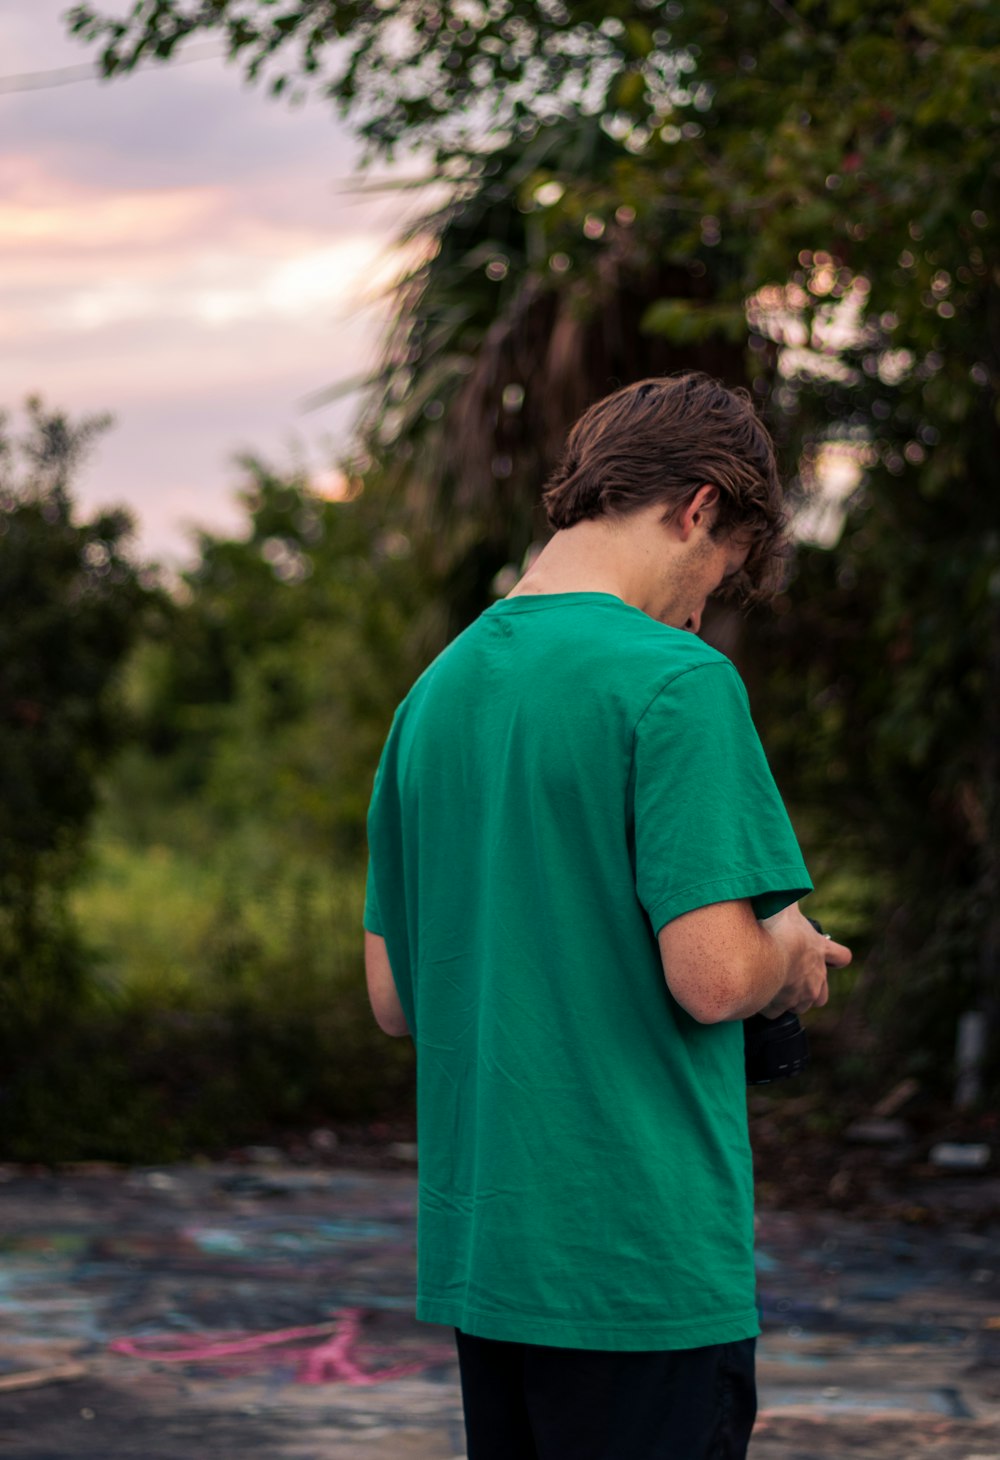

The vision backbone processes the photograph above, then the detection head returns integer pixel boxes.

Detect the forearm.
[365,931,410,1037]
[721,926,790,1020]
[658,899,836,1025]
[732,903,842,1021]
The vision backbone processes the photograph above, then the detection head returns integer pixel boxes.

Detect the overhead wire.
[0,42,225,96]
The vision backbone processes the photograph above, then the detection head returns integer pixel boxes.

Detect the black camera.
[743,918,823,1085]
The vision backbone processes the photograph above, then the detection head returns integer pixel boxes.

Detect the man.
[363,372,852,1460]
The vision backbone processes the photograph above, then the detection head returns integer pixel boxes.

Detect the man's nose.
[684,608,703,634]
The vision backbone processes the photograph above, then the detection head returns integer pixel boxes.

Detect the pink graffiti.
[109,1307,453,1385]
[298,1308,434,1386]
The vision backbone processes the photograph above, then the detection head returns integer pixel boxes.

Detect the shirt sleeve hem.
[647,866,813,936]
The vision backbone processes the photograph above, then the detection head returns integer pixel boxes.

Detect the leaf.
[613,69,646,111]
[624,20,655,59]
[640,298,747,344]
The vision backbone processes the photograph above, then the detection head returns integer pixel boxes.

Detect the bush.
[2,842,413,1162]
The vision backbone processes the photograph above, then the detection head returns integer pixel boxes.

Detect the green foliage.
[65,0,697,166]
[0,399,152,1032]
[0,437,445,1160]
[63,2,1000,1085]
[3,833,415,1162]
[118,457,441,857]
[642,299,746,345]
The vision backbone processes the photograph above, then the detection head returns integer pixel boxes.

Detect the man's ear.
[676,484,720,541]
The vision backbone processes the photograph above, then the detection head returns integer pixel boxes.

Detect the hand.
[758,904,852,1019]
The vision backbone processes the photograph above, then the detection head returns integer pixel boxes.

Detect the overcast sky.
[1,1,420,565]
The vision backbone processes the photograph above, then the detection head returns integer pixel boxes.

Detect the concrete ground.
[1,1160,999,1459]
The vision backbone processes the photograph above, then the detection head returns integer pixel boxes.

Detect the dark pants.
[455,1329,757,1460]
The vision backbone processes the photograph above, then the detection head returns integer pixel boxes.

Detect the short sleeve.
[363,854,384,936]
[633,662,812,934]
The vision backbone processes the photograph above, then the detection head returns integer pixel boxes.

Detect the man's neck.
[508,522,635,603]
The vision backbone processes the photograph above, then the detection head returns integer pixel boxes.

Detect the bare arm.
[365,931,410,1037]
[657,899,852,1024]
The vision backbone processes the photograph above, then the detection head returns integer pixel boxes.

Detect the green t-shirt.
[365,592,811,1351]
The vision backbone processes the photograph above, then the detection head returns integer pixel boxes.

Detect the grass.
[71,834,367,1003]
[2,831,414,1164]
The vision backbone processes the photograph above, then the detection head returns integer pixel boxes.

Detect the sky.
[0,1,419,566]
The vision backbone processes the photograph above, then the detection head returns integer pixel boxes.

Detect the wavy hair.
[541,373,788,601]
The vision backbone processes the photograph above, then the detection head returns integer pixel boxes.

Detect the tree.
[67,1,1000,1084]
[64,1,700,166]
[0,400,153,1028]
[117,456,440,856]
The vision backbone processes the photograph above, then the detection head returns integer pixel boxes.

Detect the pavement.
[1,1159,999,1459]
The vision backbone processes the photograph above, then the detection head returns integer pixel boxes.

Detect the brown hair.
[541,373,787,601]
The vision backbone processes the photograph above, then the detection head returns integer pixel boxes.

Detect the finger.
[823,939,852,968]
